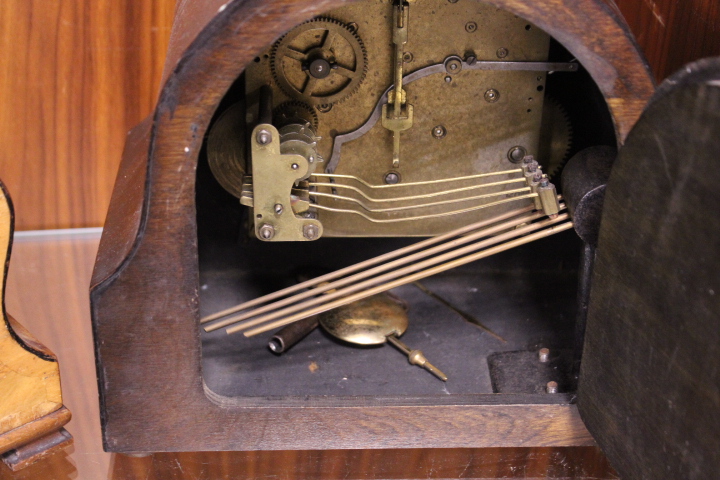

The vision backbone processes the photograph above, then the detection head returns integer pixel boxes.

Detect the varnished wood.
[0,233,616,479]
[1,235,105,479]
[1,427,72,472]
[89,0,654,454]
[1,0,717,232]
[112,447,617,479]
[0,182,71,464]
[0,0,174,231]
[616,0,720,81]
[0,409,70,455]
[0,313,63,439]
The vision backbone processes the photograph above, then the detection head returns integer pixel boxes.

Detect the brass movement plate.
[243,0,550,236]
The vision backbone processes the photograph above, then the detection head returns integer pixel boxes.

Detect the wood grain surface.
[0,183,67,451]
[0,0,174,231]
[0,0,717,231]
[89,0,652,454]
[616,0,720,81]
[0,233,617,479]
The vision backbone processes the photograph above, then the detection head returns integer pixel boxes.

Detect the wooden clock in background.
[0,182,72,471]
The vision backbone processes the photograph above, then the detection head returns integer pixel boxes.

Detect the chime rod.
[228,214,568,334]
[225,213,570,335]
[200,204,536,324]
[311,169,523,189]
[204,208,551,332]
[308,177,526,203]
[309,187,531,213]
[310,194,537,223]
[239,220,574,337]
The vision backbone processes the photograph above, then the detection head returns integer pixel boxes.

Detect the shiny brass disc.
[318,293,408,345]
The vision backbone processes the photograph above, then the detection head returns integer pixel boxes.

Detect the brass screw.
[258,224,275,240]
[303,224,319,240]
[484,89,499,103]
[256,129,272,145]
[384,172,400,184]
[508,146,527,163]
[445,58,462,73]
[465,21,477,33]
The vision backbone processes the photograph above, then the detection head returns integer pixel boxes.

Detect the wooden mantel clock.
[90,0,720,478]
[0,181,72,471]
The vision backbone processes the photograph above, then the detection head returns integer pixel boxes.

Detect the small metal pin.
[258,224,275,240]
[384,172,400,185]
[303,224,319,240]
[291,163,299,170]
[508,146,526,163]
[387,335,448,381]
[274,203,284,215]
[484,89,499,103]
[538,347,550,363]
[546,381,558,393]
[256,129,272,145]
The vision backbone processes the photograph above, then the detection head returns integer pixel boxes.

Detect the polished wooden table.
[0,231,616,479]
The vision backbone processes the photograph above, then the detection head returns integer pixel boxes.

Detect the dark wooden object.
[91,0,654,453]
[579,59,720,478]
[616,0,720,81]
[0,230,619,479]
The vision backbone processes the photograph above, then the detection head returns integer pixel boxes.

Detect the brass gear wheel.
[273,101,319,130]
[538,97,573,180]
[271,18,368,106]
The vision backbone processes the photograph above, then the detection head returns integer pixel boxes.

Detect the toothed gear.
[273,101,320,130]
[271,17,368,106]
[538,97,573,180]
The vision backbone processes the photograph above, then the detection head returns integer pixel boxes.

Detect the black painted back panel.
[579,60,720,479]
